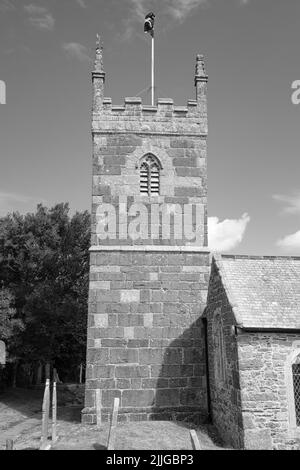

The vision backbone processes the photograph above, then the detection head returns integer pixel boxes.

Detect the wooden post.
[107,397,119,450]
[190,430,201,450]
[45,363,50,380]
[6,439,14,450]
[40,379,50,449]
[96,389,101,428]
[52,381,58,443]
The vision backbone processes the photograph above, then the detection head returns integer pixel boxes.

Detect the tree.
[0,287,24,344]
[0,203,91,382]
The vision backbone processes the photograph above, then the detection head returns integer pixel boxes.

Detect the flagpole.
[144,12,155,106]
[151,33,154,106]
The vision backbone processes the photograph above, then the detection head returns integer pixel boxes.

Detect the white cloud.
[166,0,207,22]
[0,0,15,12]
[125,0,207,25]
[273,192,300,215]
[125,0,248,34]
[24,4,46,15]
[122,0,203,40]
[62,42,92,62]
[76,0,87,7]
[208,213,250,252]
[24,4,55,31]
[276,230,300,252]
[127,0,147,21]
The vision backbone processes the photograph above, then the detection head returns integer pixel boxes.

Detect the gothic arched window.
[140,154,161,196]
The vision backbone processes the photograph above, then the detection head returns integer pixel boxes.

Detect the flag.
[144,12,155,37]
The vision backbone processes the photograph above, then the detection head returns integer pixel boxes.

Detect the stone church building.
[82,39,300,450]
[205,254,300,450]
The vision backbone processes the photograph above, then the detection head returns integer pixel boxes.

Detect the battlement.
[92,39,207,123]
[98,97,200,118]
[92,96,206,135]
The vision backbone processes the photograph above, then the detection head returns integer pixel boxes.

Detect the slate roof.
[213,254,300,330]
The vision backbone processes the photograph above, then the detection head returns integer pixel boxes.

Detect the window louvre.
[140,163,149,194]
[150,164,160,194]
[140,155,161,196]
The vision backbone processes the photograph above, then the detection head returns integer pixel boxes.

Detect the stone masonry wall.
[83,248,210,423]
[91,98,208,247]
[205,260,244,448]
[207,258,300,450]
[238,332,300,450]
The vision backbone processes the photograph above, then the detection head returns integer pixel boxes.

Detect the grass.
[0,388,227,450]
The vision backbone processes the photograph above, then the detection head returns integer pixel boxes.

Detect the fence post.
[52,381,58,443]
[40,379,50,449]
[190,430,201,450]
[96,389,102,428]
[45,363,50,380]
[107,397,120,450]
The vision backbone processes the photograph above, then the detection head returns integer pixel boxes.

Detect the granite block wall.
[90,101,208,248]
[82,248,210,423]
[238,333,300,450]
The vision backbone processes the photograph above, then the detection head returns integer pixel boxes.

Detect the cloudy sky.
[0,0,300,255]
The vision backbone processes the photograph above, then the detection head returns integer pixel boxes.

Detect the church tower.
[82,38,210,424]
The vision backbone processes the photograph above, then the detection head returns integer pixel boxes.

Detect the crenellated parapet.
[99,97,199,116]
[91,45,208,132]
[92,97,207,135]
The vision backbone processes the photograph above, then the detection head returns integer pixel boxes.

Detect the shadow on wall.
[205,307,244,449]
[149,317,209,424]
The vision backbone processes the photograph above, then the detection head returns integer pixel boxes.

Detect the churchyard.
[0,388,225,451]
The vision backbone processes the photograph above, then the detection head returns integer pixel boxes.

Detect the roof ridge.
[220,254,300,261]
